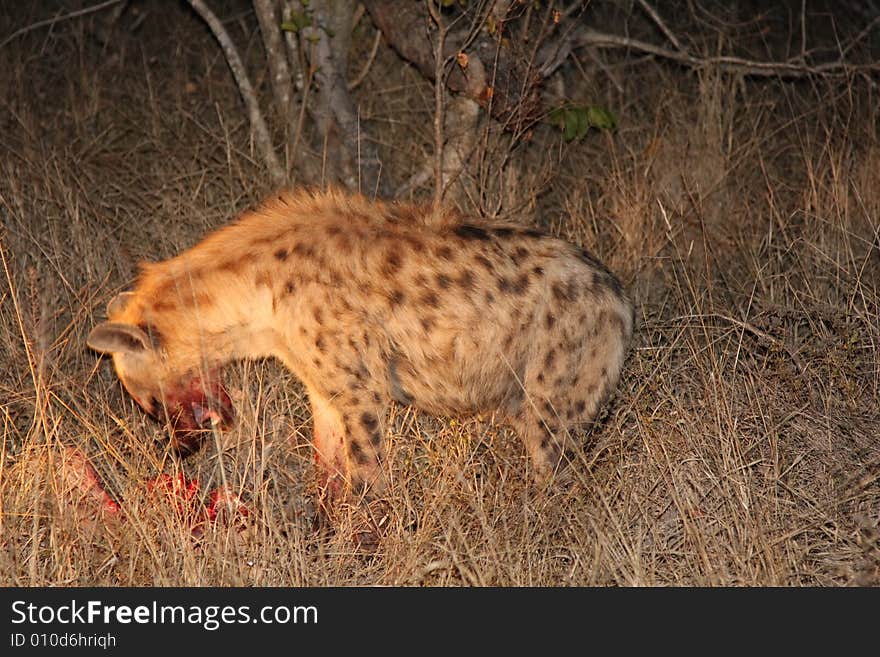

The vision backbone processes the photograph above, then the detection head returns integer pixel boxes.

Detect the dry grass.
[1,2,878,586]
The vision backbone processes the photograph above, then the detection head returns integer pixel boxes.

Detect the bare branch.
[575,28,880,78]
[0,0,125,49]
[253,0,294,127]
[427,1,448,207]
[187,0,285,185]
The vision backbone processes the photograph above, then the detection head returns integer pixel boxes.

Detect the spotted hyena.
[87,188,633,501]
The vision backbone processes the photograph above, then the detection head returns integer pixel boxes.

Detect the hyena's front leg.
[308,386,389,501]
[309,390,348,502]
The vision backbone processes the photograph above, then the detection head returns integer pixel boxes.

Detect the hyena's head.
[87,292,234,456]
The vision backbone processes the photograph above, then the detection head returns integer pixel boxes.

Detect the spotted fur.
[88,188,633,499]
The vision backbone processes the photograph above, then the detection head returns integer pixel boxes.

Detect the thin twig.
[187,0,285,185]
[636,0,683,52]
[0,0,125,49]
[348,28,382,90]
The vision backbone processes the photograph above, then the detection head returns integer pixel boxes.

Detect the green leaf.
[548,106,566,128]
[562,109,578,141]
[585,106,618,131]
[280,11,311,33]
[549,104,618,141]
[574,106,589,139]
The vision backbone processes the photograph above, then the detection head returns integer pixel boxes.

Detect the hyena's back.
[88,189,633,492]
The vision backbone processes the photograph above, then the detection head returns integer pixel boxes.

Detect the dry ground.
[1,2,878,586]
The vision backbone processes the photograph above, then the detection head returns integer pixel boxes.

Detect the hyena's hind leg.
[514,312,631,482]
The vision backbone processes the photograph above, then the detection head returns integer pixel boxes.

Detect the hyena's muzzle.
[148,371,235,456]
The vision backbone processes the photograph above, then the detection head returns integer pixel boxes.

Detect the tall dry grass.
[1,3,877,586]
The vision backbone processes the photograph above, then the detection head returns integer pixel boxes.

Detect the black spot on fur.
[544,349,556,368]
[404,235,425,252]
[385,250,403,274]
[284,279,296,295]
[292,243,315,258]
[577,248,604,270]
[578,248,624,296]
[492,227,514,238]
[420,291,440,308]
[456,269,475,289]
[545,313,556,329]
[523,229,544,239]
[551,281,577,302]
[389,289,406,307]
[274,248,289,261]
[455,224,490,241]
[349,440,372,465]
[575,400,586,414]
[436,245,454,261]
[512,272,530,294]
[360,412,379,433]
[436,273,452,289]
[475,254,494,272]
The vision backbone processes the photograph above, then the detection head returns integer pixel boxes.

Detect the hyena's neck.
[134,258,282,370]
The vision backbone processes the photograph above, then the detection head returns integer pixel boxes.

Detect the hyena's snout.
[154,372,235,456]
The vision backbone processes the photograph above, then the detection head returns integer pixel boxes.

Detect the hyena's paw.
[314,494,391,554]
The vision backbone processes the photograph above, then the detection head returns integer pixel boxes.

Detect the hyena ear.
[106,292,137,317]
[87,322,152,355]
